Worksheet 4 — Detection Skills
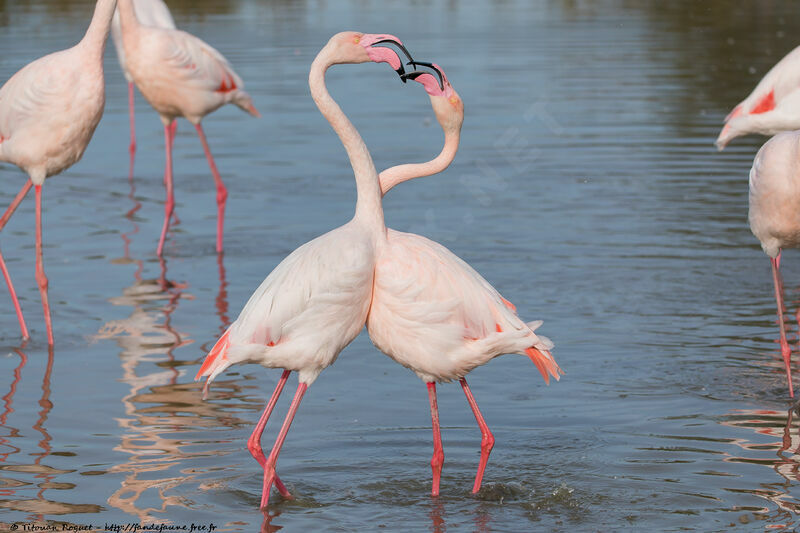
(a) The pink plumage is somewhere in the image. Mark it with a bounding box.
[110,0,175,157]
[367,63,561,496]
[717,46,800,150]
[747,131,800,397]
[116,0,259,256]
[196,32,412,509]
[0,0,117,344]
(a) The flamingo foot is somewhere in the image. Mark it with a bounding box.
[781,341,794,398]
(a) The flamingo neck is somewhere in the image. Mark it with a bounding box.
[80,0,118,55]
[379,126,460,196]
[309,49,384,230]
[116,0,141,38]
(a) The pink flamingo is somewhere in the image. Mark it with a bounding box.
[717,46,800,150]
[0,0,117,344]
[196,32,412,508]
[116,0,259,256]
[368,63,562,496]
[747,130,800,397]
[110,0,175,162]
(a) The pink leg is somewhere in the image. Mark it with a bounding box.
[156,122,176,257]
[247,370,291,499]
[0,251,28,340]
[128,82,136,156]
[0,181,32,231]
[460,378,494,493]
[427,382,444,497]
[127,83,136,179]
[34,186,53,345]
[772,254,794,397]
[194,124,227,254]
[260,382,307,509]
[168,122,181,226]
[0,180,32,340]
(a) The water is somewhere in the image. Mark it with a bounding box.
[1,0,800,530]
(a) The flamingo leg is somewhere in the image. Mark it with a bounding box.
[194,124,227,254]
[0,180,32,340]
[247,369,292,499]
[34,186,53,345]
[156,121,176,257]
[260,382,307,508]
[0,180,32,231]
[427,382,444,497]
[459,378,494,493]
[772,254,794,397]
[128,82,136,157]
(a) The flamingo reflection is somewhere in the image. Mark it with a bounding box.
[0,346,85,518]
[720,407,800,526]
[93,177,237,521]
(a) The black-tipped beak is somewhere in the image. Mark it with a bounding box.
[371,38,414,81]
[405,61,445,91]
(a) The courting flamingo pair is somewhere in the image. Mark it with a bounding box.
[196,32,560,507]
[0,0,560,509]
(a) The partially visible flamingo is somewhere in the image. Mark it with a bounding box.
[747,130,800,397]
[116,0,259,256]
[110,0,175,161]
[717,46,800,150]
[368,63,562,496]
[0,0,117,344]
[196,32,413,508]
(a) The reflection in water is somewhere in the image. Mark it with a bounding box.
[429,499,445,533]
[0,347,91,517]
[260,510,283,533]
[720,407,800,528]
[0,348,25,466]
[96,175,195,521]
[93,175,242,522]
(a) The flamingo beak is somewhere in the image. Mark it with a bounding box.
[405,60,446,91]
[367,38,414,81]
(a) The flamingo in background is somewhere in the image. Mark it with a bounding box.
[368,63,561,496]
[110,0,175,164]
[717,46,800,150]
[747,130,800,397]
[116,0,259,256]
[196,32,412,508]
[0,0,117,344]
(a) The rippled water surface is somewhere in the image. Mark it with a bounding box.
[3,0,800,531]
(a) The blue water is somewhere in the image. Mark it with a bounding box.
[2,1,800,531]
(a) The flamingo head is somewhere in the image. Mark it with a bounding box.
[329,32,413,80]
[403,62,463,133]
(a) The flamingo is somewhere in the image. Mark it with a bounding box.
[746,130,800,397]
[716,46,800,150]
[110,0,175,162]
[115,0,260,256]
[195,32,413,508]
[367,63,562,496]
[0,0,117,344]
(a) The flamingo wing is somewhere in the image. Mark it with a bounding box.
[198,225,374,382]
[156,28,244,94]
[0,52,73,140]
[725,45,800,120]
[370,229,558,383]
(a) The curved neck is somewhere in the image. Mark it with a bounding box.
[309,49,384,229]
[80,0,118,55]
[116,0,140,38]
[379,127,460,196]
